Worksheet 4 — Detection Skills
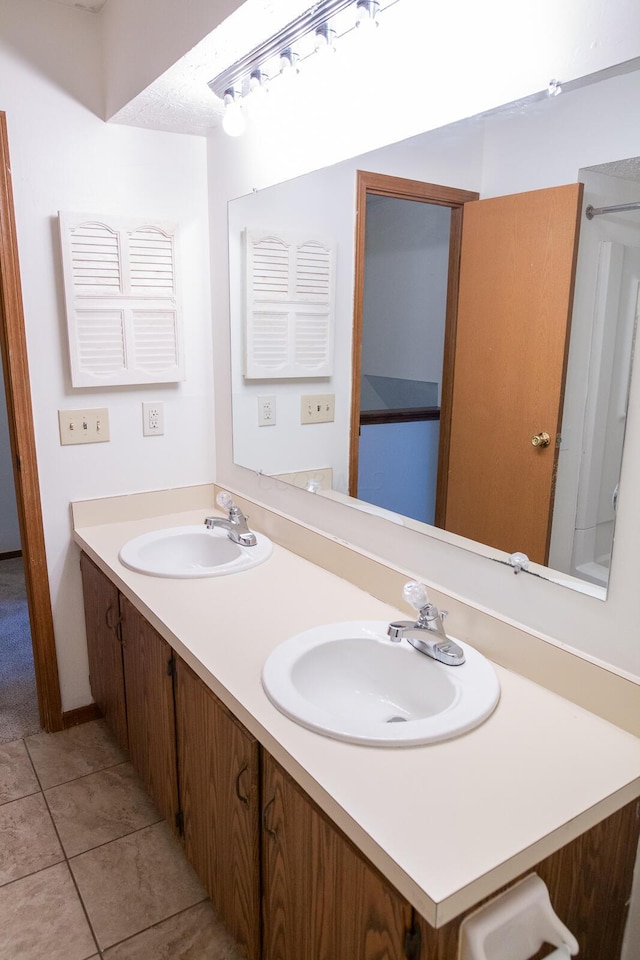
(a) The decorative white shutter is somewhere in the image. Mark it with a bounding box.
[59,212,184,387]
[244,229,335,379]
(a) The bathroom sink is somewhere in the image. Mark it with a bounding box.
[262,621,500,746]
[119,525,272,578]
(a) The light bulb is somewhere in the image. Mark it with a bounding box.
[279,48,299,73]
[222,90,246,137]
[314,23,336,56]
[356,0,379,29]
[249,69,268,98]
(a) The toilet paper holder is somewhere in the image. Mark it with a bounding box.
[458,873,579,960]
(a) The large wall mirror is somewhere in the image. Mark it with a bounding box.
[228,65,640,599]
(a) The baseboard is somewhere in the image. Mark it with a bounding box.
[62,703,102,728]
[0,549,22,561]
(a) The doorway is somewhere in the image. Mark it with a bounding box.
[349,171,478,524]
[0,112,62,734]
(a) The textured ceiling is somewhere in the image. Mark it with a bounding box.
[587,157,640,183]
[110,0,316,136]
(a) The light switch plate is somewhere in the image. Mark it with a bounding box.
[58,408,110,445]
[301,394,335,424]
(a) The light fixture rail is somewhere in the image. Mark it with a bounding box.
[208,0,357,100]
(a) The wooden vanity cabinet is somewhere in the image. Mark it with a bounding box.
[261,751,414,960]
[413,799,640,960]
[80,554,640,960]
[174,659,261,960]
[80,553,128,752]
[119,594,181,834]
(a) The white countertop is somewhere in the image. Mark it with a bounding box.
[73,505,640,927]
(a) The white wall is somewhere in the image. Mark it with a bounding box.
[362,197,450,389]
[0,0,213,710]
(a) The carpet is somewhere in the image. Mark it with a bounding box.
[0,557,41,743]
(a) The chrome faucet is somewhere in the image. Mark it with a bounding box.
[205,491,257,547]
[388,581,465,666]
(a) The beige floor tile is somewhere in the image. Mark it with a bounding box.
[46,762,161,857]
[0,740,39,804]
[26,719,127,788]
[0,862,97,960]
[70,820,206,950]
[0,792,63,885]
[104,901,245,960]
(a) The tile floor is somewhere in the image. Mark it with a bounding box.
[0,720,245,960]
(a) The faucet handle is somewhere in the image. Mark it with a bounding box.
[216,490,234,512]
[403,580,430,612]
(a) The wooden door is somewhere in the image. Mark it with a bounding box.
[79,553,128,751]
[175,659,261,960]
[119,595,180,832]
[262,752,411,960]
[444,183,583,564]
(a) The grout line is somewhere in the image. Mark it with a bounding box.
[66,817,165,861]
[37,764,102,959]
[4,727,217,958]
[0,786,41,808]
[102,897,209,954]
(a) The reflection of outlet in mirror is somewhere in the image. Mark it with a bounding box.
[142,401,165,437]
[258,395,276,427]
[301,394,335,424]
[58,408,110,445]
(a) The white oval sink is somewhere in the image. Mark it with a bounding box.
[262,621,500,746]
[119,525,272,578]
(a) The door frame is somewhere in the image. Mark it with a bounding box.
[0,112,63,732]
[349,171,478,524]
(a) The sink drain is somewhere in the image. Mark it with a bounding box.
[386,716,408,723]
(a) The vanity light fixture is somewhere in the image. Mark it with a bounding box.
[208,0,397,135]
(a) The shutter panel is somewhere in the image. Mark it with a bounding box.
[59,212,184,387]
[244,230,335,379]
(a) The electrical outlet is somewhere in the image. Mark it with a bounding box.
[142,401,165,437]
[258,395,276,427]
[58,408,110,445]
[300,394,335,424]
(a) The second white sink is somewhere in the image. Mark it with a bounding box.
[262,621,500,746]
[119,525,272,578]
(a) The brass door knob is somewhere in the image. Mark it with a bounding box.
[531,432,551,448]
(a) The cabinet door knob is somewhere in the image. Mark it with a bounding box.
[263,796,278,839]
[235,763,249,806]
[531,431,551,447]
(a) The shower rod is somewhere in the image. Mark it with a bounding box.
[585,200,640,219]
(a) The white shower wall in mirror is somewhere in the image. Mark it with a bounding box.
[229,66,640,597]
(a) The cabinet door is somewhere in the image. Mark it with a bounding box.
[175,660,260,960]
[80,553,128,751]
[262,752,412,960]
[119,595,180,832]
